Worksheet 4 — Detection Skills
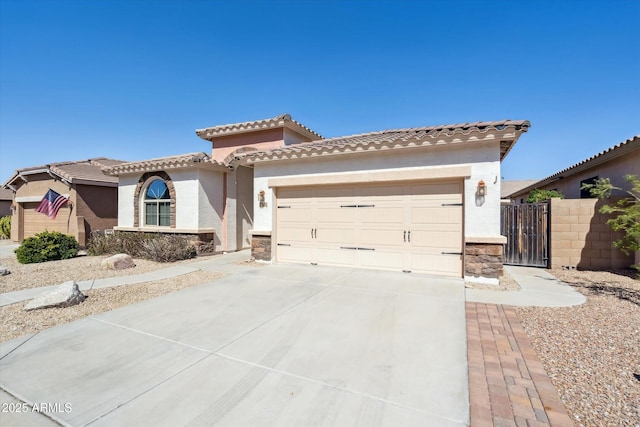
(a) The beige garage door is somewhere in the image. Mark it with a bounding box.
[22,202,71,238]
[276,180,463,277]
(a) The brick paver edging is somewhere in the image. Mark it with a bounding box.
[466,302,574,427]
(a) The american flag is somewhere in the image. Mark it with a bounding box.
[36,189,68,219]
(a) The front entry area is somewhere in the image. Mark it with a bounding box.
[275,180,463,277]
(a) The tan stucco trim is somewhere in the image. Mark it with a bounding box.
[267,166,472,188]
[16,195,70,203]
[466,236,507,244]
[114,226,216,234]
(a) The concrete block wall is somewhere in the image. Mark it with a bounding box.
[549,198,634,269]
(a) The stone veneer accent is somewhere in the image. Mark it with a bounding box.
[251,235,272,261]
[465,243,504,279]
[133,171,176,228]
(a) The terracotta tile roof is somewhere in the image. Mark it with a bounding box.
[195,113,323,141]
[507,135,640,198]
[105,152,229,176]
[3,158,126,188]
[239,120,530,163]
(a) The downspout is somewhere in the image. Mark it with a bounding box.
[222,172,227,252]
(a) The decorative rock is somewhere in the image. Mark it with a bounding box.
[24,281,87,311]
[101,253,136,270]
[0,266,9,276]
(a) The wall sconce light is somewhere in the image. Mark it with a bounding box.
[477,180,486,196]
[258,190,267,208]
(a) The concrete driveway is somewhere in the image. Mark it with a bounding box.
[0,260,468,426]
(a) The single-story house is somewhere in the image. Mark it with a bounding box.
[107,114,530,285]
[508,135,639,202]
[2,158,125,246]
[0,188,12,217]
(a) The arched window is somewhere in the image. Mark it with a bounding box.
[144,179,171,226]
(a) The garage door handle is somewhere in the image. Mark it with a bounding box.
[340,246,358,250]
[442,203,463,206]
[441,252,462,255]
[403,230,406,242]
[277,243,291,247]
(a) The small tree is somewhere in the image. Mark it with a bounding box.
[582,175,640,273]
[526,189,564,203]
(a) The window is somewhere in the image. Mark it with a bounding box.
[144,179,170,226]
[580,176,598,199]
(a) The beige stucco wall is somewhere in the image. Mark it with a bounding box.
[208,129,285,163]
[549,198,634,269]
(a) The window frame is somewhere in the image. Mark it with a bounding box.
[142,178,171,227]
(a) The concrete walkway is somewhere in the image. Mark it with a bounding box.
[466,265,586,307]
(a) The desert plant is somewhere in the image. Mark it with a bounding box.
[582,175,639,274]
[15,231,79,264]
[0,215,11,239]
[526,189,564,203]
[138,235,197,262]
[88,231,196,262]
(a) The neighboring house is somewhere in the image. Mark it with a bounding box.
[508,135,640,202]
[2,158,125,246]
[504,135,640,270]
[500,180,538,203]
[108,114,530,285]
[0,188,12,217]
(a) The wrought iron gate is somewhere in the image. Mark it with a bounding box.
[500,202,550,267]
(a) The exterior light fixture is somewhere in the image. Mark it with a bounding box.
[258,190,267,208]
[477,180,486,196]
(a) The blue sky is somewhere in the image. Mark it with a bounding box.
[1,0,638,184]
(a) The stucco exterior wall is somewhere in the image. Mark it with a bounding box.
[252,141,503,239]
[115,168,224,248]
[209,129,285,163]
[512,148,639,202]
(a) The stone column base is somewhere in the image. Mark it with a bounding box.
[464,242,504,285]
[251,234,272,261]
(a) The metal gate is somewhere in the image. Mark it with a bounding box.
[500,202,549,267]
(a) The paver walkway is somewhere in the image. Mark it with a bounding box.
[466,302,574,427]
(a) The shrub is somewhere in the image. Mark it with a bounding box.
[0,215,11,239]
[88,231,196,262]
[15,231,79,264]
[526,189,564,203]
[139,235,197,262]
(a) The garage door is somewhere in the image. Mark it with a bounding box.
[276,180,463,277]
[22,202,71,238]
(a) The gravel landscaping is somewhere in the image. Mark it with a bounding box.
[516,269,640,427]
[0,251,224,343]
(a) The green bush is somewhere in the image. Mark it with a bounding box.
[88,231,196,262]
[0,215,11,239]
[526,189,564,203]
[15,231,79,264]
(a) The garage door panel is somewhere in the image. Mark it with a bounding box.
[277,226,313,243]
[410,207,461,224]
[410,230,461,249]
[315,208,356,224]
[411,253,461,276]
[359,249,404,271]
[316,227,356,244]
[360,207,403,224]
[317,247,357,266]
[23,203,70,238]
[277,245,313,263]
[277,208,314,223]
[276,180,463,278]
[361,228,404,247]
